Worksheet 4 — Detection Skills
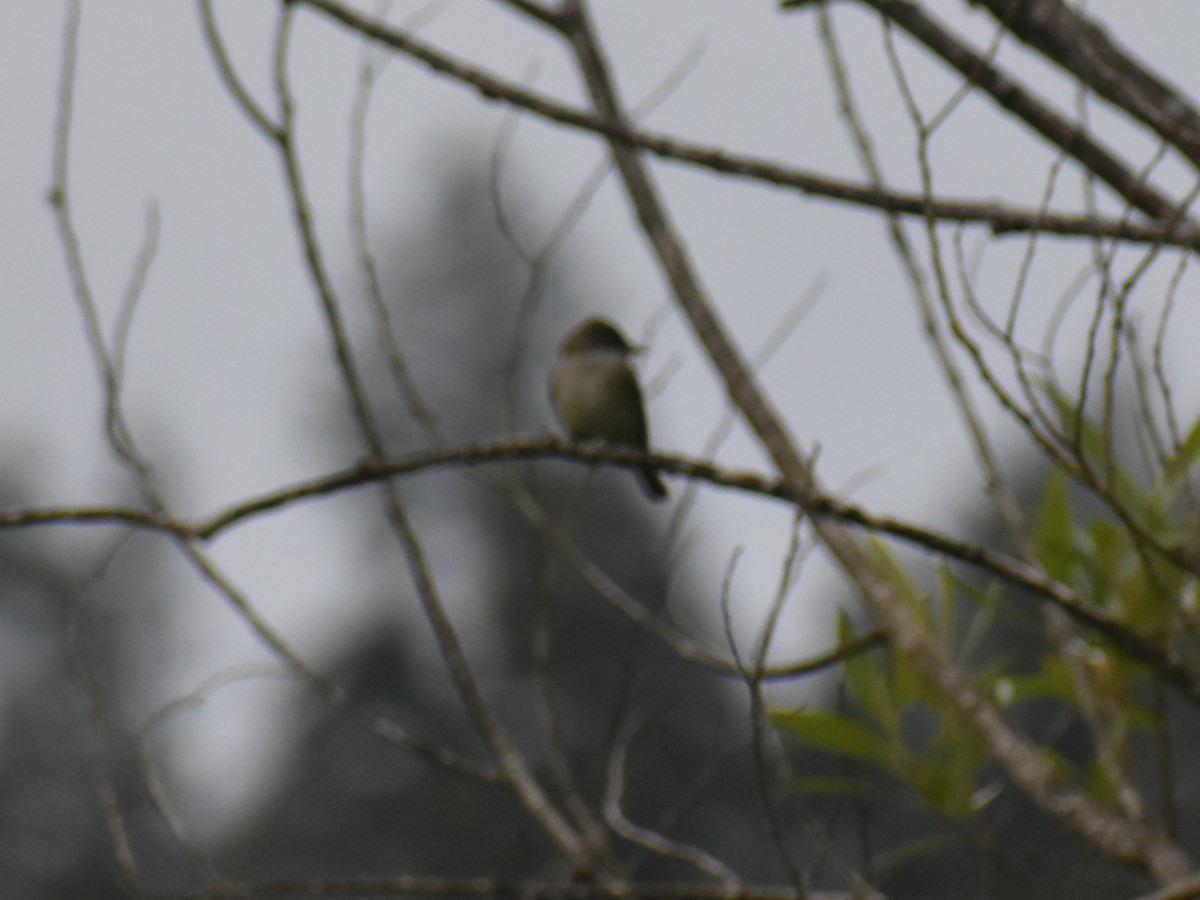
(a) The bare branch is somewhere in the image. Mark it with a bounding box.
[3,434,1194,698]
[799,0,1197,228]
[176,538,503,783]
[550,0,1195,883]
[196,0,280,137]
[180,875,871,900]
[294,0,1200,250]
[816,5,1030,551]
[974,0,1200,169]
[63,538,144,891]
[603,725,743,892]
[260,3,598,873]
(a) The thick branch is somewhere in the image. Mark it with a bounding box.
[784,0,1197,229]
[182,874,870,900]
[544,0,1193,883]
[974,0,1200,170]
[203,1,593,872]
[1,433,1193,692]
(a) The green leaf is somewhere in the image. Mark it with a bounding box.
[955,578,1002,662]
[1036,379,1148,517]
[835,608,862,645]
[865,537,929,624]
[789,774,880,800]
[873,834,957,878]
[844,641,897,731]
[1088,519,1125,569]
[889,643,929,711]
[1036,469,1075,583]
[1084,518,1125,611]
[920,722,987,814]
[934,564,957,650]
[772,709,890,766]
[1164,415,1200,482]
[1084,757,1119,809]
[1002,656,1077,705]
[1117,562,1164,630]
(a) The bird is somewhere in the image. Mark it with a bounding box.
[550,318,668,501]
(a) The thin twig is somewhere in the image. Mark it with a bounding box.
[62,536,143,891]
[603,723,743,893]
[347,0,441,433]
[817,4,1030,552]
[827,0,1196,229]
[256,3,599,874]
[180,874,874,900]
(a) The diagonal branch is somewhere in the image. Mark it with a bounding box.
[181,874,872,900]
[530,0,1195,884]
[783,0,1196,229]
[295,0,1200,250]
[973,0,1200,170]
[202,0,594,873]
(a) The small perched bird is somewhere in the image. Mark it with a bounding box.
[550,318,668,501]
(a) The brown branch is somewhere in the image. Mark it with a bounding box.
[293,0,1200,250]
[531,0,1194,883]
[817,496,1200,702]
[64,550,144,892]
[603,728,743,892]
[0,435,1190,696]
[1140,872,1200,900]
[784,0,1196,229]
[179,874,871,900]
[816,4,1031,554]
[176,538,503,783]
[973,0,1200,170]
[203,4,596,872]
[0,439,886,687]
[197,0,280,137]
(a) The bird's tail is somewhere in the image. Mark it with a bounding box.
[639,466,669,501]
